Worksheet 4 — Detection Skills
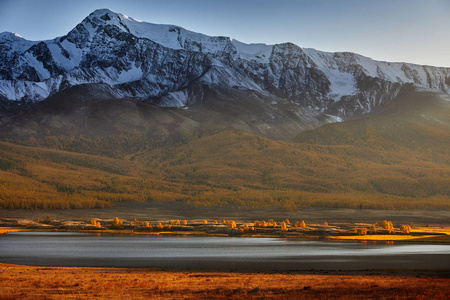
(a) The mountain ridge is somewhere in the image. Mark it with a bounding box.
[1,8,449,121]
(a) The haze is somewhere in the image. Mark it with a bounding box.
[0,0,449,67]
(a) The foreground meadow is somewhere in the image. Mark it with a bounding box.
[0,263,448,299]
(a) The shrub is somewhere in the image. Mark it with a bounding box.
[227,220,236,229]
[370,224,377,234]
[260,221,267,228]
[285,219,291,225]
[377,220,394,233]
[281,221,288,232]
[400,225,411,234]
[243,224,249,231]
[299,220,306,228]
[182,220,187,225]
[90,219,101,228]
[203,219,208,224]
[324,222,328,226]
[213,220,218,224]
[157,222,163,230]
[355,228,367,235]
[175,219,181,225]
[254,221,259,227]
[111,217,123,229]
[222,219,227,224]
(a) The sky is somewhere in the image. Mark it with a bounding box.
[0,0,449,67]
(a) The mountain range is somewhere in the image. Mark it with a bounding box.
[0,9,448,210]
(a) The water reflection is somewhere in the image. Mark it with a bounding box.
[0,233,448,271]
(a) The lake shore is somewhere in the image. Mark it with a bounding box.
[1,215,449,243]
[0,263,448,299]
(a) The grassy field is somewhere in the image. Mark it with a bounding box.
[0,263,449,299]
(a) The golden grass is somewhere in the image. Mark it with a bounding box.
[0,263,448,299]
[411,227,450,235]
[0,227,25,234]
[330,235,439,241]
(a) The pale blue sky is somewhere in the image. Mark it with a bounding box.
[0,0,449,67]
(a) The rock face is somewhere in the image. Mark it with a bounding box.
[1,8,449,119]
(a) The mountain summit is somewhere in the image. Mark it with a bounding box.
[0,8,449,120]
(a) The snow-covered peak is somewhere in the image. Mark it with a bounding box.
[82,9,233,54]
[231,40,273,62]
[0,31,25,40]
[0,31,35,45]
[0,31,37,53]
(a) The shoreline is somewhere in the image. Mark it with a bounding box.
[1,217,449,243]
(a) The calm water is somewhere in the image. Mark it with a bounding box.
[0,232,449,271]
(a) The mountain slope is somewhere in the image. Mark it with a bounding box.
[0,87,448,210]
[1,8,449,120]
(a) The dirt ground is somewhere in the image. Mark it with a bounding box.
[0,263,448,300]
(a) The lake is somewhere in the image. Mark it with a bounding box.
[1,232,449,271]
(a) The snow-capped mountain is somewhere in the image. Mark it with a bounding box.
[1,8,449,118]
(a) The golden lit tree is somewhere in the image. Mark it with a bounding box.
[281,221,288,232]
[400,225,411,234]
[227,220,236,229]
[111,217,123,229]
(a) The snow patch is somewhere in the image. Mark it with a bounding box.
[23,52,50,80]
[116,64,143,83]
[231,40,273,63]
[325,114,343,123]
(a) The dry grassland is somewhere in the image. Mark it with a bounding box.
[0,264,448,299]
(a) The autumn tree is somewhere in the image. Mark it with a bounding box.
[281,221,288,232]
[111,217,123,229]
[400,225,411,234]
[227,220,236,229]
